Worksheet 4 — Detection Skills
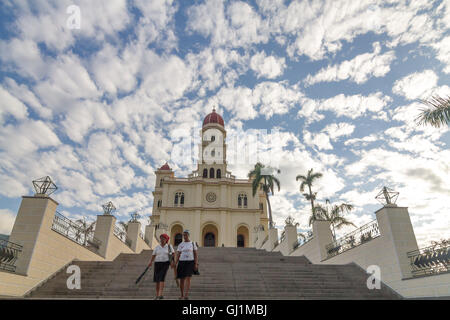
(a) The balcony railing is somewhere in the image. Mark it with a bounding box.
[52,211,100,249]
[407,243,450,278]
[0,239,23,273]
[325,220,380,259]
[113,225,127,243]
[293,232,314,251]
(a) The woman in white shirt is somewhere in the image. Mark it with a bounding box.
[148,233,175,300]
[175,230,198,300]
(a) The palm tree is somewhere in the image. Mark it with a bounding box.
[296,169,323,219]
[248,163,280,229]
[313,199,356,240]
[416,95,450,128]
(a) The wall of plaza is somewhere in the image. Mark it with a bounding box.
[258,205,450,298]
[0,195,150,297]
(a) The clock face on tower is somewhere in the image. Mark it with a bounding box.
[206,192,217,203]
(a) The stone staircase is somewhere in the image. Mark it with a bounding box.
[25,247,402,299]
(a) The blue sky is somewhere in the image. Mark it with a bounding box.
[0,0,449,246]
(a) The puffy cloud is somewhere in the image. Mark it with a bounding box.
[250,51,286,79]
[305,42,395,85]
[0,85,28,124]
[0,209,16,235]
[298,92,392,120]
[392,70,438,100]
[186,0,269,48]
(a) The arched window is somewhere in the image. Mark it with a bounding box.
[211,135,215,141]
[159,179,163,187]
[157,200,162,208]
[203,168,208,178]
[259,203,263,210]
[174,192,185,207]
[238,193,247,208]
[210,168,215,178]
[217,169,221,178]
[211,149,215,157]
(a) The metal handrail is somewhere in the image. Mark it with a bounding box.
[113,225,127,244]
[407,243,450,277]
[52,211,96,248]
[325,220,380,259]
[293,234,314,251]
[0,239,23,272]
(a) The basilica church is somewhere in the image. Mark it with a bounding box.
[151,109,269,248]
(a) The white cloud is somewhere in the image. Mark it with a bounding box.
[322,122,355,140]
[0,85,28,124]
[0,209,16,234]
[250,51,286,79]
[392,69,438,100]
[186,0,269,48]
[298,92,392,121]
[305,42,395,85]
[433,35,450,74]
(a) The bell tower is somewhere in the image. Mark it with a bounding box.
[198,108,227,179]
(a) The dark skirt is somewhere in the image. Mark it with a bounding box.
[153,261,170,283]
[177,260,195,279]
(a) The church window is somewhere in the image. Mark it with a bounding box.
[217,169,221,178]
[211,136,215,141]
[210,168,215,178]
[203,169,208,178]
[159,179,163,187]
[157,200,162,208]
[238,193,247,208]
[259,203,263,210]
[211,149,215,157]
[175,192,185,207]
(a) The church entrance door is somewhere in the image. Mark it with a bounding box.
[204,232,215,247]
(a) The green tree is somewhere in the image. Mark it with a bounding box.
[248,163,280,229]
[296,169,323,219]
[313,199,356,240]
[416,95,450,128]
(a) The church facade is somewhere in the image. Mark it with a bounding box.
[151,110,269,248]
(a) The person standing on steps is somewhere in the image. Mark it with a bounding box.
[175,230,198,300]
[148,233,175,300]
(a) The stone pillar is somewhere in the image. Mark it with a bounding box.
[312,220,333,261]
[93,214,116,259]
[284,224,298,254]
[255,228,266,249]
[375,205,418,279]
[127,221,141,252]
[8,195,59,276]
[145,224,155,248]
[267,227,278,251]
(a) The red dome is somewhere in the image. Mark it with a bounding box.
[203,109,224,127]
[159,163,171,170]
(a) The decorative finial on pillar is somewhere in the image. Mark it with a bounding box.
[375,186,399,206]
[285,216,295,226]
[32,176,57,196]
[102,201,116,215]
[130,212,141,222]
